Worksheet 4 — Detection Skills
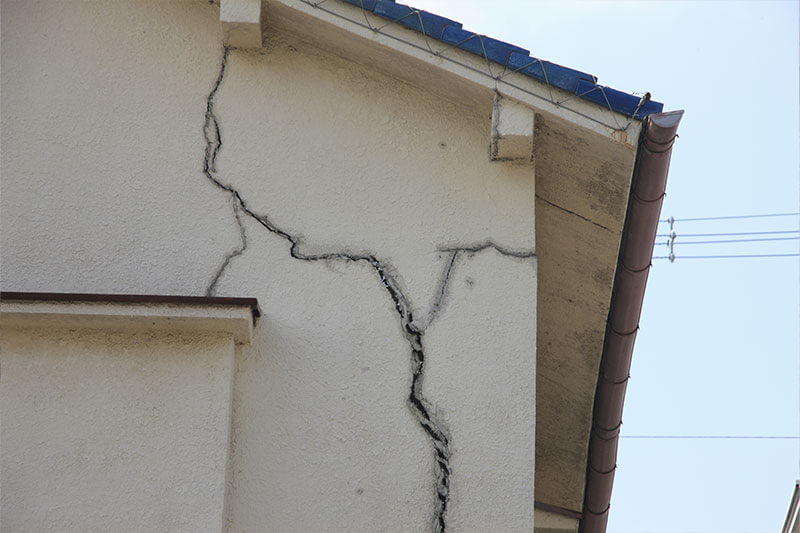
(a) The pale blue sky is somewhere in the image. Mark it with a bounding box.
[400,1,800,531]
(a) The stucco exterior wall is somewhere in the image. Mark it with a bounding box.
[0,327,235,531]
[1,1,537,530]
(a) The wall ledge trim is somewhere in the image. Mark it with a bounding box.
[0,292,260,344]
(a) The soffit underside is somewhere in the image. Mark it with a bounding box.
[534,112,636,512]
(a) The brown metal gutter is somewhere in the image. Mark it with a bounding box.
[0,292,262,324]
[782,481,800,533]
[579,110,684,533]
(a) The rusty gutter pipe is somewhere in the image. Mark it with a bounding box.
[579,110,684,533]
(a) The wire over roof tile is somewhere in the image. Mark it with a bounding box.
[440,26,529,66]
[339,0,379,12]
[576,79,664,118]
[336,0,664,118]
[508,51,597,93]
[373,1,462,40]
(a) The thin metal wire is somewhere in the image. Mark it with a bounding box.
[621,435,800,440]
[657,236,800,246]
[413,10,436,55]
[354,0,379,31]
[501,56,557,107]
[373,8,417,33]
[653,253,800,259]
[554,83,597,108]
[476,35,496,79]
[505,56,542,76]
[659,212,800,223]
[430,30,473,58]
[656,230,800,238]
[299,0,631,132]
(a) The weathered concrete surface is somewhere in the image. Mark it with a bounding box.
[534,113,636,513]
[534,507,579,533]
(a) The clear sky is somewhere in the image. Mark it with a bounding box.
[399,1,800,531]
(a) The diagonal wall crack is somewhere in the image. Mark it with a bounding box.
[202,46,535,532]
[206,198,248,296]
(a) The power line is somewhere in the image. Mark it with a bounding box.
[656,230,800,238]
[621,435,800,440]
[653,253,800,260]
[657,236,800,246]
[659,212,800,223]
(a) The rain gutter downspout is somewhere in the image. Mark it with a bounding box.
[579,110,684,533]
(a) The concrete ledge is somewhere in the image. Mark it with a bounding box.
[0,293,259,344]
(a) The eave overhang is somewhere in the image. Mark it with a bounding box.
[260,0,648,147]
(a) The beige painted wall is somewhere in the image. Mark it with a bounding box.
[0,326,235,532]
[1,0,537,530]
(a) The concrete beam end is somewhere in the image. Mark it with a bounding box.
[220,0,264,49]
[490,95,535,163]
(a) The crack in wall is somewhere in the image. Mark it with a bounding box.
[202,46,535,532]
[535,193,612,232]
[423,242,535,330]
[206,199,247,296]
[421,250,459,331]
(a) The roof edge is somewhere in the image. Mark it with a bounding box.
[271,0,645,143]
[335,0,663,119]
[579,109,684,533]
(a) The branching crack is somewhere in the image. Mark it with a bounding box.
[439,240,537,259]
[202,46,535,532]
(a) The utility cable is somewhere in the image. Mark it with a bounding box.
[656,230,800,238]
[653,253,800,260]
[621,435,800,440]
[659,212,800,223]
[656,236,800,246]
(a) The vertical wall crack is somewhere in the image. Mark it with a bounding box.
[201,46,536,532]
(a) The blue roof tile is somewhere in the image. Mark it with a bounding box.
[507,51,596,94]
[373,1,461,40]
[339,0,379,12]
[340,0,664,118]
[440,26,528,66]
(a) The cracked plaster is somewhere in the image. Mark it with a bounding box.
[203,46,536,531]
[1,1,538,530]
